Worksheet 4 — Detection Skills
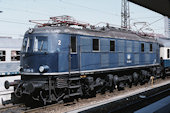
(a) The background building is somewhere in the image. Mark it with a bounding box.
[165,17,170,38]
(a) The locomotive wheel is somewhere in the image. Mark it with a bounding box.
[24,94,43,107]
[117,82,124,91]
[139,81,145,85]
[128,82,132,88]
[14,82,24,98]
[132,72,139,86]
[160,71,166,79]
[128,76,133,88]
[109,84,114,93]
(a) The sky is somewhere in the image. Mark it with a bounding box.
[0,0,165,39]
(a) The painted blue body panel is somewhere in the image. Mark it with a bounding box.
[163,60,170,68]
[21,32,160,74]
[21,53,58,73]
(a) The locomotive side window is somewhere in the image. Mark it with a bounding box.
[141,43,144,52]
[34,36,48,52]
[11,51,20,61]
[71,36,77,53]
[93,39,99,51]
[0,50,6,61]
[110,40,115,52]
[150,44,153,52]
[167,49,170,58]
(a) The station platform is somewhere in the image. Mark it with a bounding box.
[67,79,170,113]
[134,96,170,113]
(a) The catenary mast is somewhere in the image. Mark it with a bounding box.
[121,0,130,29]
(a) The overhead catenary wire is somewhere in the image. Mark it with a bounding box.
[130,16,164,33]
[138,17,164,30]
[147,17,164,26]
[0,19,34,25]
[59,0,121,17]
[0,33,24,36]
[131,16,163,20]
[0,7,52,16]
[0,0,164,37]
[0,2,119,26]
[0,1,163,26]
[0,1,119,17]
[59,0,164,34]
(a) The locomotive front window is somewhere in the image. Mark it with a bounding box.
[22,37,34,52]
[28,38,34,52]
[34,36,48,52]
[22,37,28,52]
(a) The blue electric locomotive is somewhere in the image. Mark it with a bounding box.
[5,16,164,105]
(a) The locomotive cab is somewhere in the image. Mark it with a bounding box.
[4,30,74,104]
[20,31,66,74]
[21,35,49,73]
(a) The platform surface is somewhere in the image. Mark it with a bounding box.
[134,96,170,113]
[67,80,170,113]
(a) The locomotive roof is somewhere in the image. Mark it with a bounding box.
[27,26,157,43]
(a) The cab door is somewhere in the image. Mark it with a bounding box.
[70,36,78,71]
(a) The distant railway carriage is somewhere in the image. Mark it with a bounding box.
[0,37,22,76]
[160,47,170,67]
[4,16,166,105]
[158,37,170,72]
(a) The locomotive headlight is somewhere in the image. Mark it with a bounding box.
[39,66,45,73]
[28,28,34,34]
[39,65,49,73]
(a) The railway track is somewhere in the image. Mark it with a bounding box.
[0,77,169,113]
[0,104,26,113]
[22,103,62,113]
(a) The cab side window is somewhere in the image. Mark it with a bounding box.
[150,44,153,52]
[71,36,77,53]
